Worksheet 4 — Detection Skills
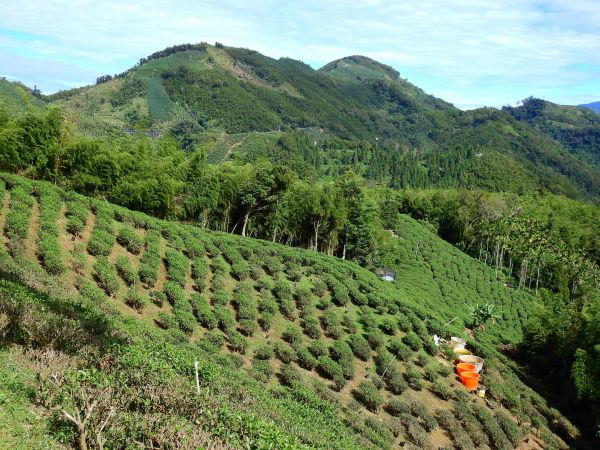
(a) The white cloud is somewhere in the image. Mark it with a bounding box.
[0,0,599,107]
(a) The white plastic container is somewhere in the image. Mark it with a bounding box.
[450,336,466,350]
[458,354,484,373]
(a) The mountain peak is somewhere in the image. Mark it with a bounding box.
[319,55,399,80]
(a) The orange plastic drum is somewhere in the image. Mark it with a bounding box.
[460,371,480,390]
[456,363,476,375]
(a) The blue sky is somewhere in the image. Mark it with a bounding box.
[1,0,599,109]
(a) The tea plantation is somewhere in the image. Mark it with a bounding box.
[0,172,578,449]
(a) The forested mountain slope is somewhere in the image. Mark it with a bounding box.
[0,172,580,449]
[505,97,600,170]
[32,43,600,201]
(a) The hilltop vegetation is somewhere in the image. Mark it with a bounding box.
[0,172,582,449]
[23,43,600,201]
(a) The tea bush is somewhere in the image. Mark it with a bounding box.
[274,341,296,363]
[348,334,371,361]
[138,228,161,286]
[279,363,302,387]
[125,289,148,312]
[115,255,139,286]
[301,315,322,339]
[354,380,383,412]
[117,224,144,254]
[384,365,408,395]
[93,256,119,295]
[164,248,188,287]
[430,378,454,400]
[190,293,217,329]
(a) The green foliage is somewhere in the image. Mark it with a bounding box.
[93,256,119,295]
[138,228,161,286]
[190,293,217,329]
[348,334,371,361]
[354,380,383,412]
[117,224,144,254]
[164,248,189,287]
[115,255,139,286]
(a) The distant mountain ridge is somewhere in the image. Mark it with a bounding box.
[3,43,600,202]
[580,101,600,113]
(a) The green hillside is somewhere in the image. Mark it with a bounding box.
[36,44,600,202]
[0,171,580,449]
[505,97,600,170]
[0,78,44,115]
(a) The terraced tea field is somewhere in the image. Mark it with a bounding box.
[0,172,576,449]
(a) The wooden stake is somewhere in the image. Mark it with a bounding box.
[194,360,200,395]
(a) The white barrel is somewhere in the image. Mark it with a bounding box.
[450,336,466,350]
[458,354,484,373]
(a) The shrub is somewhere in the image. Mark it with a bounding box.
[363,416,394,445]
[431,378,454,400]
[190,293,217,329]
[273,277,293,301]
[274,342,296,363]
[348,334,371,361]
[87,229,115,256]
[65,201,88,235]
[415,350,432,367]
[308,340,328,358]
[452,400,489,447]
[254,344,274,360]
[125,290,148,312]
[396,314,412,332]
[342,314,358,333]
[312,278,327,296]
[279,363,301,387]
[494,411,522,447]
[164,248,188,287]
[388,338,412,361]
[354,380,383,412]
[385,399,410,417]
[155,311,178,329]
[117,225,144,254]
[380,317,397,335]
[282,325,303,346]
[256,276,274,292]
[191,257,209,291]
[250,358,273,382]
[38,232,66,275]
[260,312,273,331]
[302,316,322,339]
[321,309,343,339]
[403,331,422,351]
[203,330,226,349]
[227,330,248,354]
[384,365,408,395]
[93,256,119,295]
[296,347,318,370]
[139,229,161,286]
[436,409,476,450]
[405,364,424,390]
[472,404,512,450]
[115,255,139,286]
[408,399,437,431]
[214,305,235,332]
[78,280,105,303]
[144,292,162,308]
[317,356,343,381]
[366,329,385,350]
[280,298,296,319]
